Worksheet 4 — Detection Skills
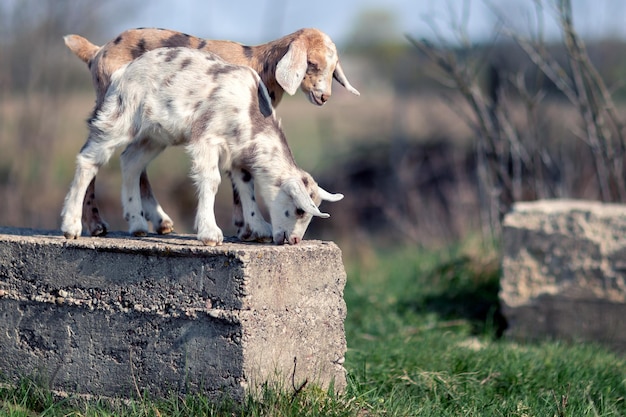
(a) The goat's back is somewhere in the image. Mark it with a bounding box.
[94,47,275,150]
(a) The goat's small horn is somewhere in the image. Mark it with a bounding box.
[318,186,344,202]
[333,62,360,96]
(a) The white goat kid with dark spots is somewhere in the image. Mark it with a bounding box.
[61,47,343,245]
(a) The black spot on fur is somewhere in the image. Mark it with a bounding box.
[285,210,290,218]
[197,40,207,49]
[242,45,253,58]
[114,35,123,45]
[234,220,244,228]
[251,211,255,217]
[232,188,241,205]
[92,207,99,214]
[131,38,147,59]
[242,169,252,183]
[161,33,191,48]
[128,197,133,202]
[164,48,181,62]
[269,91,276,102]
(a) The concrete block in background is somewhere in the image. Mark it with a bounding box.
[501,200,626,351]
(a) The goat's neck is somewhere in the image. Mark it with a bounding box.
[245,130,301,203]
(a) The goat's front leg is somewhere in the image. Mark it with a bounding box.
[187,142,223,246]
[81,178,109,236]
[228,169,272,242]
[120,140,166,237]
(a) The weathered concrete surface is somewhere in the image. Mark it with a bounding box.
[0,227,347,400]
[501,200,626,351]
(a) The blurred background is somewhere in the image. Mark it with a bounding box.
[2,0,626,257]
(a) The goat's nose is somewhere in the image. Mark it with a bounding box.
[320,93,329,103]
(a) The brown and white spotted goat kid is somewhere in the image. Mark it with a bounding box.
[60,47,343,245]
[64,27,359,237]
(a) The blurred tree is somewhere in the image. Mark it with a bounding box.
[0,0,133,93]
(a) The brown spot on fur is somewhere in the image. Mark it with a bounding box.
[191,108,215,140]
[180,58,192,70]
[131,38,147,59]
[241,143,257,168]
[161,33,191,48]
[242,45,253,58]
[197,40,207,49]
[302,176,309,187]
[164,48,181,62]
[207,65,240,81]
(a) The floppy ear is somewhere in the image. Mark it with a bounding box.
[282,179,330,218]
[276,39,308,96]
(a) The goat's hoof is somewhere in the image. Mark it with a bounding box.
[131,230,148,237]
[63,231,79,240]
[89,223,108,237]
[156,221,174,235]
[256,235,273,243]
[201,239,222,246]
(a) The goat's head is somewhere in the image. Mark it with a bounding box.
[270,174,343,245]
[275,29,360,106]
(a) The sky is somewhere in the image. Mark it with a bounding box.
[101,0,626,46]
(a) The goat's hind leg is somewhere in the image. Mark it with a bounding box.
[229,169,272,242]
[62,146,108,239]
[120,141,167,237]
[139,170,174,234]
[81,178,109,236]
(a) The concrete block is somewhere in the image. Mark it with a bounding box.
[501,200,626,351]
[0,227,347,400]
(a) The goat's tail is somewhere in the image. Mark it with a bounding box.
[63,34,100,64]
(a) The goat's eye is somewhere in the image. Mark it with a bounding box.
[295,208,305,217]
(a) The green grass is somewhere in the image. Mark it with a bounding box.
[1,242,625,416]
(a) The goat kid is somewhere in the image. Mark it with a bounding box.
[61,47,343,245]
[64,27,358,238]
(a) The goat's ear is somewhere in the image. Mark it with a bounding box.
[282,179,330,218]
[276,40,308,96]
